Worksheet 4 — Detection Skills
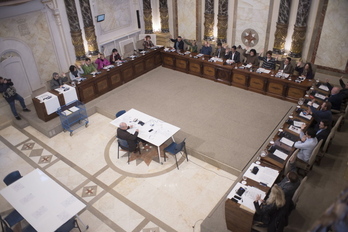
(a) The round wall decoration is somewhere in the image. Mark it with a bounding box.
[241,28,259,47]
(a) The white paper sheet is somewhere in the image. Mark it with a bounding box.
[280,137,294,147]
[319,85,329,91]
[273,149,288,160]
[299,111,313,120]
[314,93,326,100]
[289,125,301,134]
[244,163,279,187]
[293,121,305,128]
[307,101,319,109]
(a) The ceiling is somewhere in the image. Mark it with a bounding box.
[0,0,33,7]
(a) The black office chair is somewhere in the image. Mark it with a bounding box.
[54,217,82,232]
[115,110,126,118]
[163,139,188,169]
[3,171,22,186]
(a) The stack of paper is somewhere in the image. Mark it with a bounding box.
[244,163,279,187]
[273,149,288,160]
[319,85,329,91]
[280,137,294,147]
[69,106,79,112]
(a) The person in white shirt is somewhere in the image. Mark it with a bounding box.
[294,126,318,163]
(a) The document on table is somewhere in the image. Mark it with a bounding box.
[299,112,312,120]
[227,182,266,212]
[288,125,301,134]
[314,93,326,100]
[307,101,319,109]
[293,121,305,128]
[319,85,329,91]
[280,137,294,147]
[273,149,288,160]
[35,92,60,115]
[244,163,279,187]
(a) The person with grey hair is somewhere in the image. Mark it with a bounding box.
[117,122,140,152]
[50,72,68,90]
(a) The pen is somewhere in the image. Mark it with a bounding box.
[259,182,268,187]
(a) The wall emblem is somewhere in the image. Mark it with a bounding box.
[241,28,259,47]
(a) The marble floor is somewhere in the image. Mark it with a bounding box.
[0,113,237,232]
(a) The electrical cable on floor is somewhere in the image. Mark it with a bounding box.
[192,219,203,232]
[188,159,236,181]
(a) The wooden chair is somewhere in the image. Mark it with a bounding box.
[316,129,335,165]
[283,149,298,177]
[292,176,308,208]
[296,140,323,176]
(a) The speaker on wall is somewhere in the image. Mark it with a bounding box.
[136,10,141,29]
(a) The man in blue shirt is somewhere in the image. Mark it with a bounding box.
[200,41,212,55]
[294,127,318,163]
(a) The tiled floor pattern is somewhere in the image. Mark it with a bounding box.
[0,113,237,231]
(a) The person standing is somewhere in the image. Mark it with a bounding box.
[0,77,31,120]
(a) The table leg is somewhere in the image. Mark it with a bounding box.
[76,214,89,231]
[157,146,163,164]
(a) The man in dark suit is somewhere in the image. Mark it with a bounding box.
[277,171,300,200]
[308,101,332,129]
[170,36,184,50]
[117,122,139,152]
[279,57,294,74]
[214,42,225,58]
[225,45,240,63]
[326,80,344,111]
[316,120,331,146]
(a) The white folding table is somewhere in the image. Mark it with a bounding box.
[110,108,180,164]
[0,169,87,232]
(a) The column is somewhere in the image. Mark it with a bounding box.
[290,0,311,58]
[79,0,98,55]
[203,0,214,41]
[217,0,228,43]
[143,0,153,34]
[159,0,169,33]
[63,0,85,60]
[273,0,291,54]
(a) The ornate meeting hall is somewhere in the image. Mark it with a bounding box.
[0,1,347,232]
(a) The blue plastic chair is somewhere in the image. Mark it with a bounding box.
[54,217,81,232]
[3,171,22,186]
[163,139,188,169]
[115,110,126,118]
[1,210,24,231]
[117,138,131,164]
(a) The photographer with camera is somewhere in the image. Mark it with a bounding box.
[0,77,31,120]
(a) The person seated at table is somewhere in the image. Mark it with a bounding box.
[50,72,68,90]
[69,65,86,82]
[81,58,97,75]
[307,100,332,129]
[143,35,154,50]
[183,39,198,53]
[109,48,122,64]
[277,171,300,200]
[279,57,294,74]
[225,45,240,63]
[295,61,314,79]
[170,36,184,50]
[253,185,286,227]
[95,53,110,70]
[200,41,212,55]
[316,120,331,146]
[214,42,225,58]
[259,50,276,70]
[117,122,140,153]
[243,47,260,67]
[294,126,318,163]
[325,79,344,111]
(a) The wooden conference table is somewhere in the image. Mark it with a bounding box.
[161,51,313,103]
[75,48,163,104]
[110,108,180,164]
[0,169,87,232]
[224,81,329,232]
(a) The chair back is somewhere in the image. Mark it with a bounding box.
[284,149,298,176]
[3,171,22,186]
[292,176,307,205]
[321,129,335,153]
[115,110,126,118]
[175,139,186,154]
[117,138,129,150]
[55,217,77,232]
[332,115,343,132]
[308,140,323,167]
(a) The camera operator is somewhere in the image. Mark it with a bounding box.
[0,77,31,120]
